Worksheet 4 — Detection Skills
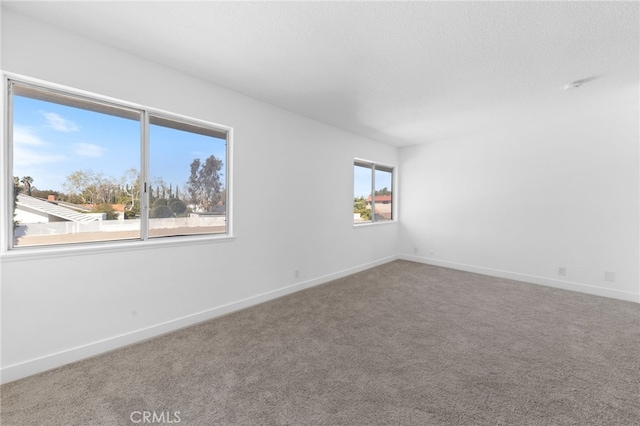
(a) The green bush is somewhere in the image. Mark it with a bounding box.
[150,205,174,218]
[353,196,372,221]
[169,199,187,215]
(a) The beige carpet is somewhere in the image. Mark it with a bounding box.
[1,260,639,425]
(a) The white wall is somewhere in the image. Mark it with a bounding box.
[0,9,400,383]
[14,208,49,224]
[399,81,639,303]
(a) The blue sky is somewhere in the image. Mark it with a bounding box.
[13,95,226,194]
[354,165,373,198]
[354,164,392,198]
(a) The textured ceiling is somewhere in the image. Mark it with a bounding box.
[3,1,638,147]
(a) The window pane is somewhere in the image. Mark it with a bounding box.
[148,118,227,238]
[12,86,141,247]
[353,160,394,224]
[353,164,372,223]
[374,168,393,221]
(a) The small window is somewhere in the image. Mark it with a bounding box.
[7,78,231,249]
[353,160,394,224]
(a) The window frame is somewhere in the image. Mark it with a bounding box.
[353,158,396,226]
[2,73,234,256]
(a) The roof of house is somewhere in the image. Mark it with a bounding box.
[366,195,392,203]
[16,194,100,223]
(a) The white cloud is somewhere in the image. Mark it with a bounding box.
[43,112,80,132]
[13,126,45,146]
[74,142,105,158]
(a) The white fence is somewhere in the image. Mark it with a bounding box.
[15,216,226,237]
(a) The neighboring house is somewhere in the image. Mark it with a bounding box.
[366,195,392,205]
[15,194,104,224]
[366,195,392,220]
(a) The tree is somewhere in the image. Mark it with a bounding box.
[148,184,156,206]
[153,178,169,200]
[31,189,61,200]
[375,187,391,196]
[353,196,371,221]
[92,203,118,220]
[187,155,223,211]
[63,169,124,206]
[20,176,34,196]
[64,170,96,204]
[217,189,227,208]
[187,158,200,205]
[93,173,118,204]
[168,198,187,215]
[118,168,140,215]
[150,205,174,218]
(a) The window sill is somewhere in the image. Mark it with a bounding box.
[0,234,235,263]
[353,220,398,228]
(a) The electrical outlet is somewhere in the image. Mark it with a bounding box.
[558,267,567,276]
[294,269,300,279]
[604,271,615,282]
[413,247,418,254]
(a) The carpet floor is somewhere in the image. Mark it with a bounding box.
[1,260,639,425]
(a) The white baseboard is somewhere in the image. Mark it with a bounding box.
[399,254,640,304]
[1,255,398,384]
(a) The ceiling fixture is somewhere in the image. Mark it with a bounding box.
[564,76,599,90]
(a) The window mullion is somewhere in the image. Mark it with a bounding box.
[4,81,15,251]
[140,111,150,241]
[371,164,376,223]
[390,170,394,221]
[225,131,233,236]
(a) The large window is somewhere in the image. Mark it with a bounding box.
[353,159,394,224]
[6,78,231,249]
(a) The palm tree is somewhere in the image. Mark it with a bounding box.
[20,176,33,196]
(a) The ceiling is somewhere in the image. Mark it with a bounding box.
[3,1,638,147]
